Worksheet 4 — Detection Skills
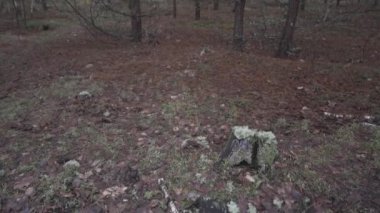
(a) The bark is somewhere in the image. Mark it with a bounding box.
[21,0,27,27]
[195,0,200,20]
[30,0,34,13]
[173,0,176,18]
[12,0,20,27]
[213,0,219,10]
[277,0,300,57]
[300,0,306,11]
[129,0,142,42]
[41,0,48,11]
[233,0,246,50]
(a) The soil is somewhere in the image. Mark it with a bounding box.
[0,1,379,212]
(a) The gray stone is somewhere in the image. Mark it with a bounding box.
[79,91,91,97]
[219,126,278,173]
[25,187,35,197]
[63,160,80,169]
[0,169,5,177]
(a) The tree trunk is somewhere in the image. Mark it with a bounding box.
[232,0,246,51]
[12,0,20,27]
[21,0,27,27]
[41,0,48,11]
[300,0,306,10]
[30,0,34,13]
[129,0,142,42]
[277,0,300,57]
[195,0,200,20]
[336,0,340,7]
[213,0,219,10]
[173,0,176,18]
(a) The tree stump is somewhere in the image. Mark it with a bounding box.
[219,126,279,173]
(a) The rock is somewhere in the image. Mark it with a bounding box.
[181,136,210,149]
[103,110,111,117]
[273,197,283,209]
[63,160,80,169]
[85,64,94,69]
[244,173,256,183]
[219,126,278,173]
[195,136,210,149]
[0,169,5,177]
[25,187,35,197]
[78,91,92,99]
[102,185,128,198]
[91,159,102,167]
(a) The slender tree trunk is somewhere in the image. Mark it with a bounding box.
[336,0,340,7]
[300,0,306,10]
[323,0,330,22]
[12,0,20,27]
[195,0,200,20]
[129,0,142,42]
[30,0,34,13]
[232,0,246,51]
[213,0,219,10]
[277,0,300,57]
[173,0,176,18]
[21,0,27,27]
[41,0,48,11]
[373,0,378,6]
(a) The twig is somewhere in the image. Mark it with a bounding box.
[158,178,179,213]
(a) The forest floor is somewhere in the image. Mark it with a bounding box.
[0,2,379,212]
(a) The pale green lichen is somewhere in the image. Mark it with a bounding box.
[248,203,257,213]
[223,126,279,172]
[227,200,240,213]
[232,126,257,139]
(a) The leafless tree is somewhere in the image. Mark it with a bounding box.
[129,0,142,41]
[173,0,176,18]
[233,0,246,50]
[300,0,306,11]
[195,0,200,20]
[277,0,300,57]
[213,0,219,10]
[11,0,27,27]
[41,0,47,11]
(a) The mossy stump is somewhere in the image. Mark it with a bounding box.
[219,126,279,173]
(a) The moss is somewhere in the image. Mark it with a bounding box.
[227,126,279,172]
[0,96,37,122]
[37,76,104,99]
[232,126,257,139]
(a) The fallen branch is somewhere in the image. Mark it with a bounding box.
[158,178,179,213]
